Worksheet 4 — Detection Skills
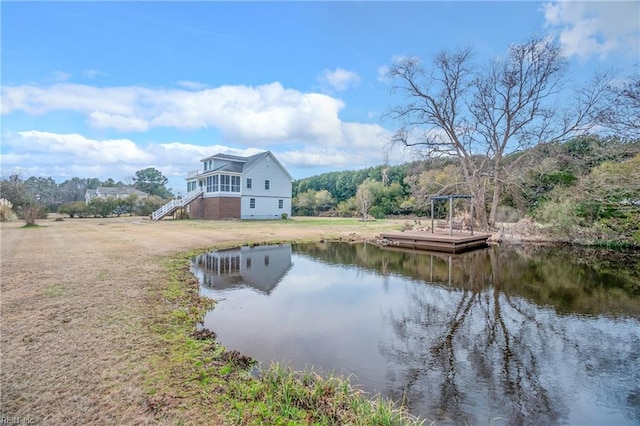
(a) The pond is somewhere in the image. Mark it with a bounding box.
[191,242,640,425]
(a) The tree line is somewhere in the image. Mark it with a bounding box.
[385,36,639,229]
[291,35,639,244]
[0,167,173,224]
[293,135,640,244]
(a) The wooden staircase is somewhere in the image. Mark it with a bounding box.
[152,190,203,220]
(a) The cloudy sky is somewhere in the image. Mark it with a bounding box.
[2,1,638,193]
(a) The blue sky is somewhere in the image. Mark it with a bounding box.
[2,1,639,194]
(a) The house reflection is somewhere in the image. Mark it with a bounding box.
[191,244,292,295]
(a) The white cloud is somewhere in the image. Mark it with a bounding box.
[156,143,264,174]
[53,71,72,82]
[279,149,351,169]
[1,82,347,145]
[317,68,360,92]
[1,131,157,180]
[543,1,640,60]
[1,84,142,115]
[377,65,391,83]
[89,111,149,132]
[278,122,410,171]
[82,69,105,79]
[177,80,209,90]
[16,131,155,164]
[1,80,414,185]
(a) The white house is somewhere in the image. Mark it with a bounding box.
[174,151,292,220]
[85,186,148,204]
[192,244,292,295]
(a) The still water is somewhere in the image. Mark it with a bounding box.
[191,242,640,425]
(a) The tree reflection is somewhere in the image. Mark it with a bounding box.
[293,242,640,424]
[375,245,640,425]
[379,248,569,424]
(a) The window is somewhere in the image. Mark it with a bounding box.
[220,175,230,192]
[265,179,270,190]
[279,199,283,209]
[264,255,270,266]
[206,175,219,192]
[249,198,255,208]
[246,258,252,269]
[246,178,252,189]
[231,176,240,192]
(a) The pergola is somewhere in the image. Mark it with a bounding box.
[429,195,474,236]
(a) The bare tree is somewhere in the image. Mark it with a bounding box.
[387,37,609,227]
[356,179,374,222]
[597,74,640,140]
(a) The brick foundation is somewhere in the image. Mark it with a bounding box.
[186,197,240,220]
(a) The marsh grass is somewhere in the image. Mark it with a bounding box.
[148,249,424,425]
[246,363,425,425]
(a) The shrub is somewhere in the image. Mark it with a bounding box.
[494,205,522,223]
[58,201,88,218]
[21,204,47,226]
[337,198,357,217]
[0,198,15,222]
[533,199,581,236]
[87,198,119,218]
[135,195,167,216]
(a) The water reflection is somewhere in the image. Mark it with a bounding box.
[192,242,640,425]
[192,244,292,295]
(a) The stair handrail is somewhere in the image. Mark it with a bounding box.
[152,190,203,220]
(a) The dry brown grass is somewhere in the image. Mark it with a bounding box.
[0,216,406,424]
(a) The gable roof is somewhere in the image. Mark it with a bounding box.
[202,153,248,163]
[244,151,294,181]
[87,187,148,197]
[200,151,293,180]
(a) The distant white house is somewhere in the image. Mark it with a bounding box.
[85,186,148,204]
[153,151,292,220]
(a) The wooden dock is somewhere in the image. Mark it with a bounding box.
[377,231,491,254]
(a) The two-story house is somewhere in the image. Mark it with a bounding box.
[172,151,292,220]
[192,244,292,295]
[85,186,148,204]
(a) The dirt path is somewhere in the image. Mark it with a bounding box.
[1,217,404,424]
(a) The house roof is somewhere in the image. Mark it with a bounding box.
[87,187,148,197]
[243,151,294,180]
[214,162,244,173]
[199,151,293,180]
[201,153,248,162]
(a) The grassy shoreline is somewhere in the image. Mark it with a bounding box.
[1,216,417,424]
[6,215,632,424]
[148,241,424,425]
